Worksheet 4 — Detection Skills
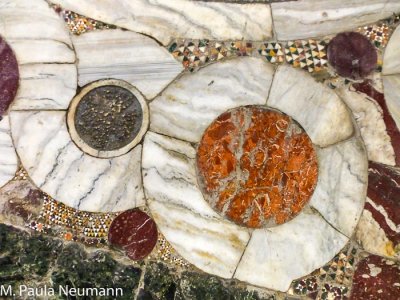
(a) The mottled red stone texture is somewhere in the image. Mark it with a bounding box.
[108,209,158,260]
[367,161,400,245]
[0,35,19,118]
[328,32,377,80]
[351,254,400,300]
[197,106,318,228]
[353,81,400,167]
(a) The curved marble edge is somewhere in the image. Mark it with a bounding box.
[271,0,400,40]
[234,209,348,291]
[0,0,77,110]
[382,75,400,132]
[383,24,400,76]
[9,111,145,213]
[150,57,276,143]
[335,86,396,166]
[142,131,251,279]
[310,136,368,238]
[71,29,183,100]
[50,0,272,45]
[0,116,18,188]
[267,65,354,147]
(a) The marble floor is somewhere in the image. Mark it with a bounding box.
[0,0,400,299]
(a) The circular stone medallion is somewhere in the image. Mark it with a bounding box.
[0,35,19,117]
[108,209,158,260]
[67,79,149,158]
[196,106,318,228]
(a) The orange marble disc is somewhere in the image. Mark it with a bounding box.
[196,106,319,228]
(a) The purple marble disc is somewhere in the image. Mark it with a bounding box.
[0,35,19,118]
[327,32,377,80]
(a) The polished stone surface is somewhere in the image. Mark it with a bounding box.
[328,32,377,79]
[197,106,318,228]
[109,209,158,261]
[0,36,19,117]
[0,116,18,189]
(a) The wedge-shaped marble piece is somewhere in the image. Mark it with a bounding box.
[12,65,77,110]
[51,0,272,45]
[234,210,348,291]
[0,116,18,188]
[150,57,275,143]
[268,66,354,147]
[383,25,400,75]
[143,132,250,278]
[0,0,77,110]
[382,75,400,131]
[310,137,368,237]
[72,30,183,100]
[336,87,395,166]
[271,0,400,40]
[10,111,144,213]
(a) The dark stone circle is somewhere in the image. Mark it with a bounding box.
[108,209,158,261]
[74,85,143,151]
[0,35,19,118]
[327,32,377,80]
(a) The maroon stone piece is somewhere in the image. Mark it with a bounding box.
[328,32,377,79]
[0,35,19,118]
[351,254,400,299]
[367,161,400,245]
[108,209,158,261]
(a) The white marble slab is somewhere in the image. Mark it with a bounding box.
[267,66,354,147]
[336,87,396,166]
[143,131,250,279]
[150,57,275,143]
[10,111,144,213]
[383,25,400,76]
[50,0,272,45]
[0,0,77,110]
[382,75,400,132]
[72,30,183,100]
[0,116,18,188]
[12,64,77,110]
[310,137,368,237]
[234,210,348,292]
[271,0,400,40]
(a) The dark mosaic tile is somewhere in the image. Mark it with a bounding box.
[108,209,158,261]
[285,40,328,73]
[351,254,400,300]
[0,35,19,118]
[197,106,318,228]
[74,85,143,151]
[328,32,377,80]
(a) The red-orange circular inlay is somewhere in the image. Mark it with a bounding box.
[196,106,319,228]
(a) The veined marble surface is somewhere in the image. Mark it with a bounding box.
[143,132,251,279]
[310,137,368,237]
[10,111,145,213]
[383,25,400,76]
[336,87,396,166]
[50,0,272,45]
[72,30,183,100]
[0,0,77,110]
[150,57,275,143]
[382,75,400,132]
[271,0,400,40]
[234,210,348,291]
[0,116,18,188]
[267,66,354,147]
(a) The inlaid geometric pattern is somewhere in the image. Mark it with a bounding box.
[169,40,254,71]
[285,40,328,73]
[258,42,285,64]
